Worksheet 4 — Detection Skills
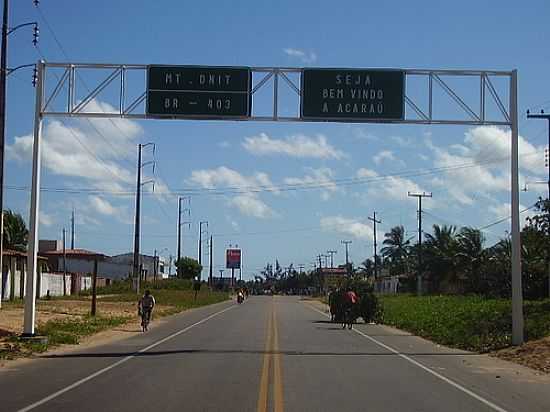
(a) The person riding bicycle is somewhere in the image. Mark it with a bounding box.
[138,290,156,331]
[342,288,358,329]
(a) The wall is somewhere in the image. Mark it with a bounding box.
[58,257,131,280]
[39,273,72,297]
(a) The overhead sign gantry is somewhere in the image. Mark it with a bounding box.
[23,61,523,346]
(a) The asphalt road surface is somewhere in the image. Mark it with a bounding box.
[2,296,550,412]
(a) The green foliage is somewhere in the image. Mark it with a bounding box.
[380,295,550,352]
[3,209,28,252]
[175,257,202,279]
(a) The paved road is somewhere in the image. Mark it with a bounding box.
[1,296,550,412]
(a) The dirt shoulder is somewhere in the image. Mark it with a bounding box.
[492,336,550,374]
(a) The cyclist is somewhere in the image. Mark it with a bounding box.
[138,289,156,332]
[342,288,358,330]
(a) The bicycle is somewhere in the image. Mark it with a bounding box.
[140,308,152,332]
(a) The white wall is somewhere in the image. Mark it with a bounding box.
[39,273,72,297]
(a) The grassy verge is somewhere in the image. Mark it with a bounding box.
[1,283,228,360]
[1,315,129,359]
[379,295,550,352]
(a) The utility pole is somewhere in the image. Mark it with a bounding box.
[168,254,172,277]
[527,109,550,298]
[368,211,382,279]
[132,143,155,293]
[132,144,142,293]
[408,191,432,296]
[198,221,208,281]
[0,1,39,310]
[62,228,67,296]
[341,240,352,275]
[177,196,190,262]
[209,235,213,288]
[153,249,157,283]
[326,250,337,268]
[70,208,75,249]
[317,254,323,269]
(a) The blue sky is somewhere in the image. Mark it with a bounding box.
[5,0,550,278]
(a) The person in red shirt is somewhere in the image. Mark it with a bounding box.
[342,288,358,329]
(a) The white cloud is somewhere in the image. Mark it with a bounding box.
[243,133,345,160]
[352,128,379,142]
[189,166,276,219]
[426,126,544,206]
[88,195,131,223]
[373,150,397,165]
[320,216,373,240]
[283,48,317,64]
[284,167,338,200]
[39,212,54,227]
[391,136,413,147]
[356,168,426,202]
[488,202,533,226]
[7,100,141,192]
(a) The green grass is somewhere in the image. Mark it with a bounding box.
[379,295,550,352]
[0,315,129,359]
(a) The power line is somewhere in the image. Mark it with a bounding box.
[5,150,543,197]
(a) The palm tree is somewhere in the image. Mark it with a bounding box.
[380,225,410,276]
[3,210,28,252]
[423,224,457,292]
[456,227,485,292]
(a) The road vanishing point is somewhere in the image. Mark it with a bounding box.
[2,296,550,412]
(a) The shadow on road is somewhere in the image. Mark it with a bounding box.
[41,349,479,359]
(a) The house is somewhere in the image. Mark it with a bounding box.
[109,252,167,281]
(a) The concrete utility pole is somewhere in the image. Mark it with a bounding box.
[132,144,142,292]
[341,240,352,275]
[70,208,75,249]
[368,211,382,279]
[209,235,213,288]
[168,254,172,277]
[0,0,39,310]
[176,196,190,262]
[132,142,155,293]
[153,249,157,282]
[326,250,337,268]
[527,109,550,298]
[62,228,67,296]
[408,192,432,296]
[198,221,208,281]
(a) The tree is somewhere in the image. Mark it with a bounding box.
[380,225,410,276]
[423,224,457,293]
[174,257,202,280]
[3,210,28,252]
[455,227,486,293]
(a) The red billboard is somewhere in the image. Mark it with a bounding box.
[226,249,241,269]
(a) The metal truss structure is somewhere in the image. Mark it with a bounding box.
[23,61,523,347]
[40,62,512,126]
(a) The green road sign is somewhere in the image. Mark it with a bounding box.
[301,68,405,121]
[147,65,251,119]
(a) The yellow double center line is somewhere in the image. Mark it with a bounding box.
[257,299,284,412]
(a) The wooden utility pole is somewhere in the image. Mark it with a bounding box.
[91,259,98,316]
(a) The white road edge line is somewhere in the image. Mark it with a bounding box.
[17,304,236,412]
[307,304,509,412]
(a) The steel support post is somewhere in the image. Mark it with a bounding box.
[510,70,524,345]
[23,60,44,336]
